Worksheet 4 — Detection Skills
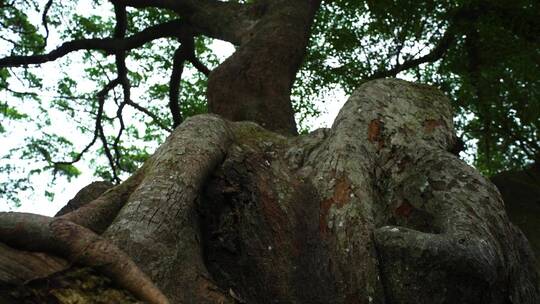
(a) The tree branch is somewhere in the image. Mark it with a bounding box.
[190,56,210,76]
[368,25,455,80]
[0,20,196,68]
[41,0,54,47]
[169,46,186,128]
[168,34,212,128]
[98,121,121,184]
[53,79,120,167]
[126,101,172,131]
[114,0,260,44]
[112,4,129,172]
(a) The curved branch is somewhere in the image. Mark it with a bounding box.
[98,123,121,184]
[112,4,130,172]
[53,79,120,167]
[168,35,211,128]
[41,0,54,46]
[0,20,196,68]
[169,46,186,128]
[113,101,127,170]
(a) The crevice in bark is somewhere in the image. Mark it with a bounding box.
[199,127,336,303]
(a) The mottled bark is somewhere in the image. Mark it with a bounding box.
[0,79,538,303]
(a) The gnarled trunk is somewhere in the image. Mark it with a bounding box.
[207,0,321,135]
[0,79,538,303]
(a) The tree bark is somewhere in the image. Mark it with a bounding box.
[0,79,538,303]
[207,0,321,135]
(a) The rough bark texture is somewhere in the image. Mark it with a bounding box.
[0,79,538,303]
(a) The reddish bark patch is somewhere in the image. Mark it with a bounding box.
[394,200,414,218]
[423,119,444,133]
[320,176,352,234]
[368,119,381,143]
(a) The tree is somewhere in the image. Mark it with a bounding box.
[0,0,539,303]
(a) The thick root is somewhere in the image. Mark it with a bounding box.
[0,212,169,304]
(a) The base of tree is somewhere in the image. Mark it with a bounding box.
[1,79,538,304]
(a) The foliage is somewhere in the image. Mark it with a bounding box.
[0,0,538,204]
[304,0,539,175]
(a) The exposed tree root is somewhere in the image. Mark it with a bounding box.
[59,167,146,234]
[0,241,68,284]
[102,114,236,303]
[0,212,169,304]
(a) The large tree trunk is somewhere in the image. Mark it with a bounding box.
[0,79,538,303]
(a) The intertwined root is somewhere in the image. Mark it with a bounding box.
[0,212,169,304]
[0,79,538,303]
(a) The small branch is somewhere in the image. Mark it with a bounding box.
[168,46,186,128]
[0,35,19,46]
[126,100,172,132]
[190,56,211,76]
[112,4,129,172]
[53,79,120,167]
[41,0,54,47]
[3,86,38,97]
[168,35,211,128]
[98,122,121,184]
[113,101,127,171]
[368,25,455,80]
